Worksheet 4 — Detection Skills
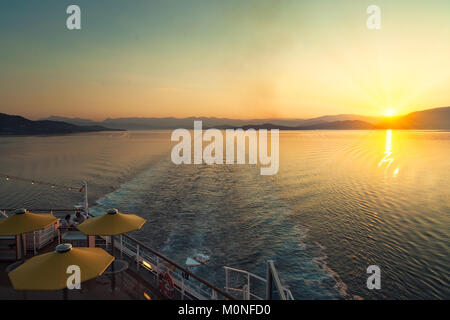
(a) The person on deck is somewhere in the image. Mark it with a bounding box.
[61,214,73,229]
[73,211,86,225]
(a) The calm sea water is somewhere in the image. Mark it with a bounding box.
[0,130,448,299]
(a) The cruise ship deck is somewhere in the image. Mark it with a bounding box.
[0,239,165,300]
[0,209,235,300]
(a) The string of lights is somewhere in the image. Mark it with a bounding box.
[0,173,83,192]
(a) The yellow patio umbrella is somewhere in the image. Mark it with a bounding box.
[0,208,57,259]
[77,208,146,255]
[0,208,57,236]
[77,208,146,236]
[77,208,146,292]
[9,243,114,292]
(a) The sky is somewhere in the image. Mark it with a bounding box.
[0,0,450,120]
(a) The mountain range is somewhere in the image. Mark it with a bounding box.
[0,107,448,136]
[0,113,122,135]
[43,113,382,129]
[41,106,450,130]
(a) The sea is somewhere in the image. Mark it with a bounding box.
[0,130,448,299]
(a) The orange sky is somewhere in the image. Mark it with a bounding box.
[1,1,449,121]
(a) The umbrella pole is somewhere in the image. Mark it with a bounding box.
[33,231,37,255]
[15,235,19,260]
[22,234,27,257]
[111,236,115,257]
[111,236,116,292]
[17,233,25,260]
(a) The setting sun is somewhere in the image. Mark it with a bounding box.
[384,109,396,117]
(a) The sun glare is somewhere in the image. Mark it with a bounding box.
[384,109,396,117]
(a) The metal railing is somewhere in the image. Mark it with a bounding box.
[116,234,235,300]
[224,266,267,300]
[2,208,292,300]
[224,260,294,300]
[1,208,235,300]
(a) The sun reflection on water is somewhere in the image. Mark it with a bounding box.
[378,129,399,177]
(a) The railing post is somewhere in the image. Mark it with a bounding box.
[225,268,229,293]
[243,284,248,300]
[247,273,251,300]
[266,260,273,300]
[136,244,140,270]
[120,235,123,258]
[181,276,185,300]
[267,260,286,300]
[33,231,37,255]
[212,289,217,300]
[83,181,88,216]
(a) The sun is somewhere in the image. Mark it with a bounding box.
[384,109,396,117]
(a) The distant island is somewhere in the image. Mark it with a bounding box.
[0,113,124,135]
[40,106,450,131]
[239,120,374,130]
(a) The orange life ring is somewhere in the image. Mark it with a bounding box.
[158,271,174,298]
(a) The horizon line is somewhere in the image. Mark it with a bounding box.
[25,105,448,122]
